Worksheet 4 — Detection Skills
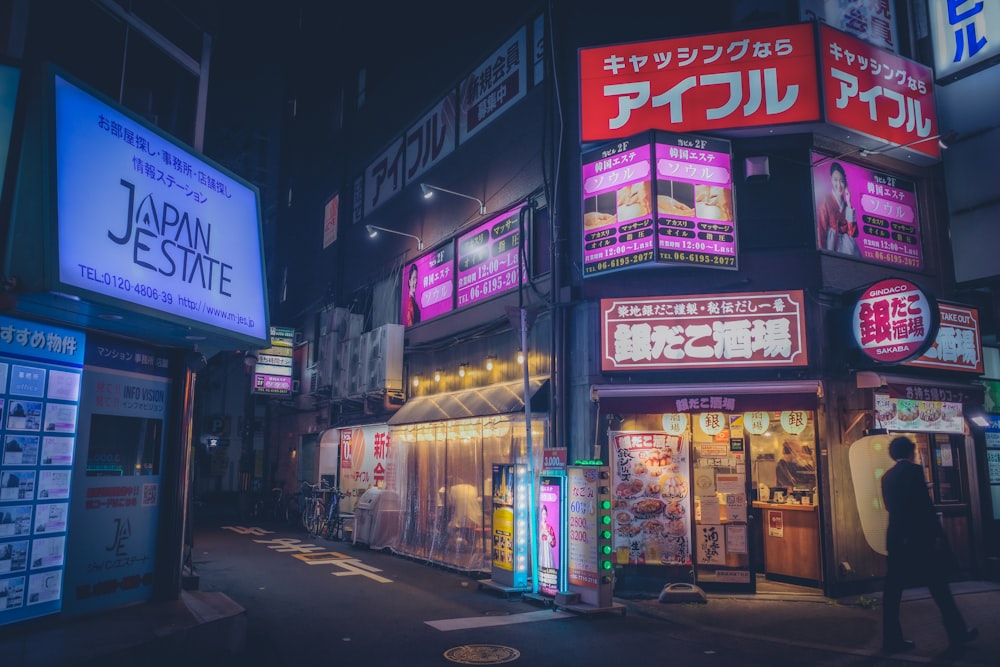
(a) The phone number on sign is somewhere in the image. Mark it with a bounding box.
[77,264,174,305]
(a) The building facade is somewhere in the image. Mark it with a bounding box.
[266,2,999,598]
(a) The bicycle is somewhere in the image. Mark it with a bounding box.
[298,481,328,536]
[318,488,349,541]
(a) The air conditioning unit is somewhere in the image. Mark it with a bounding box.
[365,324,404,394]
[333,338,352,399]
[316,328,338,391]
[346,336,367,398]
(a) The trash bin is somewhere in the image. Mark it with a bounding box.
[353,487,382,546]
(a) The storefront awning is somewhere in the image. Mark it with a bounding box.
[856,371,985,405]
[388,377,550,425]
[591,380,823,414]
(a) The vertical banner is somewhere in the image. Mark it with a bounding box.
[566,466,598,589]
[490,464,515,584]
[537,476,563,596]
[62,337,170,617]
[0,316,85,627]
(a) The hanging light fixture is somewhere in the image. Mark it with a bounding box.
[434,368,442,382]
[485,355,496,371]
[458,363,467,377]
[517,349,525,365]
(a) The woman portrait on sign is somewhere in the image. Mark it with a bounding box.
[816,161,861,256]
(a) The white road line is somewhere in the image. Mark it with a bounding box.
[426,610,575,631]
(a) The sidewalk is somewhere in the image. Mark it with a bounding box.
[621,580,1000,666]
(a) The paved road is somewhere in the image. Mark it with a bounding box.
[188,511,950,666]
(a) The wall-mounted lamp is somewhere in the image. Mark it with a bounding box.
[434,368,442,382]
[458,363,467,378]
[420,183,486,215]
[485,355,496,371]
[366,224,424,250]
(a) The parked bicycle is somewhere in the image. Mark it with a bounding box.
[319,488,349,541]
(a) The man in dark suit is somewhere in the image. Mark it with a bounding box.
[880,436,977,656]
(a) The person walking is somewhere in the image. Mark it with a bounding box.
[880,436,978,656]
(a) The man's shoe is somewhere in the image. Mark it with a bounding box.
[882,639,916,654]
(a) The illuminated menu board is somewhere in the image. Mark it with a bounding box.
[582,131,736,276]
[655,132,735,269]
[811,152,921,268]
[456,205,526,308]
[582,140,655,275]
[401,243,455,327]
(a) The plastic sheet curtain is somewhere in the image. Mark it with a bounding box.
[383,415,547,573]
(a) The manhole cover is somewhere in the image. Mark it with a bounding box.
[443,644,520,664]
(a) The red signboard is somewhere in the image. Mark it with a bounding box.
[851,278,937,364]
[579,23,820,142]
[600,291,808,371]
[819,24,939,159]
[905,303,984,374]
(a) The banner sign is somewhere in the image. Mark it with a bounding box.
[579,23,819,142]
[819,24,939,159]
[905,303,983,374]
[601,291,808,371]
[811,153,921,268]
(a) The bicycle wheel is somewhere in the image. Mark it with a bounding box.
[304,500,325,535]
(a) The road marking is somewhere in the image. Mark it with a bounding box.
[427,610,574,631]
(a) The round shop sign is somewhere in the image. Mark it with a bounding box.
[661,413,689,435]
[698,412,726,436]
[780,410,808,435]
[851,278,938,364]
[743,411,770,435]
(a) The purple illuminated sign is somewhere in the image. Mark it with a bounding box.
[655,133,735,268]
[581,132,736,276]
[811,152,921,269]
[582,141,655,274]
[401,243,455,326]
[456,205,526,308]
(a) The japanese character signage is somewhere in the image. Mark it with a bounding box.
[323,193,339,249]
[405,93,457,185]
[459,27,527,143]
[819,24,939,159]
[811,153,922,268]
[800,0,898,52]
[929,0,1000,80]
[600,290,808,371]
[401,243,455,326]
[875,392,964,433]
[654,132,735,268]
[456,204,526,309]
[905,302,984,374]
[252,326,296,396]
[52,71,268,347]
[582,131,736,276]
[364,135,404,218]
[578,23,820,142]
[851,278,938,363]
[0,315,84,627]
[582,138,655,274]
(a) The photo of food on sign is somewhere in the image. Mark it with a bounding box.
[611,431,692,566]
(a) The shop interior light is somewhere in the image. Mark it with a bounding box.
[458,363,467,377]
[365,224,423,250]
[485,355,496,371]
[419,182,486,215]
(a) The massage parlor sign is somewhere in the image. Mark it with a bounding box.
[851,278,938,364]
[600,290,808,371]
[582,131,735,277]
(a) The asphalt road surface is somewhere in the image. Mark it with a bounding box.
[188,510,914,666]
